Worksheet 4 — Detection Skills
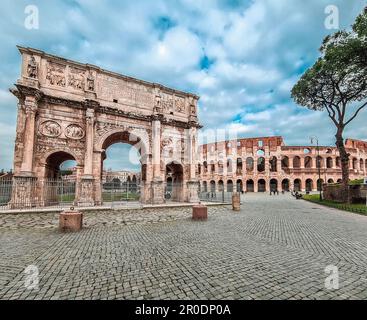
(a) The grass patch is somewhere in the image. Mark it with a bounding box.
[58,192,140,202]
[303,194,367,215]
[58,194,75,202]
[349,179,364,185]
[102,192,140,201]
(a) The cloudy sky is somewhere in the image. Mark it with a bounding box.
[0,0,366,171]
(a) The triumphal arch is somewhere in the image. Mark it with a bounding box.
[10,46,201,207]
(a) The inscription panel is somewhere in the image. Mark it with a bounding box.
[98,74,154,109]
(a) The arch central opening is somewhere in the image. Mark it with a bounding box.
[101,131,144,203]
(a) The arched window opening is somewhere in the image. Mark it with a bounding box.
[304,156,312,168]
[306,179,313,192]
[281,156,289,169]
[258,179,266,192]
[246,179,254,192]
[270,179,278,192]
[282,179,290,192]
[293,156,301,169]
[257,157,265,172]
[294,179,301,192]
[246,157,254,172]
[227,180,233,192]
[218,180,224,192]
[236,179,243,192]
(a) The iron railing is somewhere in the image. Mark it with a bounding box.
[0,178,232,210]
[199,191,233,203]
[0,178,76,210]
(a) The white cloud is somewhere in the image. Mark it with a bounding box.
[0,0,366,170]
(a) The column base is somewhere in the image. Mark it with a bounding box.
[187,180,200,203]
[10,175,38,209]
[151,180,165,204]
[76,176,95,206]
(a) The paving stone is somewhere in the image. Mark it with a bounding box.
[0,194,367,299]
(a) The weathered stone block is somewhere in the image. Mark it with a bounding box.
[59,210,83,232]
[192,204,207,220]
[232,192,240,211]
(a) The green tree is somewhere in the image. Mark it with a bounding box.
[291,8,367,202]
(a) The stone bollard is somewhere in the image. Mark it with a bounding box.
[232,192,240,211]
[59,208,83,232]
[192,203,208,220]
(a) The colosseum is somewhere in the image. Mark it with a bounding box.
[198,136,367,193]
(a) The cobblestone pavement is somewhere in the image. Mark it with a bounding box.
[1,194,367,300]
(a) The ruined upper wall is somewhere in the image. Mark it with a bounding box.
[15,46,199,124]
[346,139,367,152]
[199,136,367,159]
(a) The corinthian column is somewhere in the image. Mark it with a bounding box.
[189,126,197,180]
[186,125,199,203]
[84,108,95,176]
[152,117,161,180]
[20,96,38,175]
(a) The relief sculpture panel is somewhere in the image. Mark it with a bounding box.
[65,124,85,140]
[68,67,85,90]
[46,62,66,87]
[39,120,61,137]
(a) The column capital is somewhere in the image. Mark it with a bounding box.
[85,108,95,125]
[24,96,39,114]
[151,114,164,122]
[84,99,100,110]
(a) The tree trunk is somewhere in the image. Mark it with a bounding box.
[335,128,350,203]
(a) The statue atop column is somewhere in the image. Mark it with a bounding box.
[87,71,95,91]
[27,56,38,79]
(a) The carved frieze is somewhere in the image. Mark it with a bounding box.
[39,120,61,137]
[46,62,66,87]
[65,124,85,140]
[162,98,174,113]
[68,67,85,90]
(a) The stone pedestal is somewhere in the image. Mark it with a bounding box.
[59,210,83,232]
[10,176,38,209]
[151,180,165,204]
[187,180,200,203]
[192,204,208,220]
[232,192,240,211]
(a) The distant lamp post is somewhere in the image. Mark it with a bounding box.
[310,136,322,201]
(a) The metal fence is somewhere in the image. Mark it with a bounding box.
[102,181,141,208]
[199,191,233,203]
[0,178,232,210]
[0,178,76,210]
[0,179,12,208]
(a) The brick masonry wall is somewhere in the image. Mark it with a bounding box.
[323,184,367,203]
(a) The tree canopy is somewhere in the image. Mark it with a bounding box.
[292,9,367,129]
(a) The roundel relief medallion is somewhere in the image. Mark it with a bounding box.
[39,120,61,137]
[65,124,85,140]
